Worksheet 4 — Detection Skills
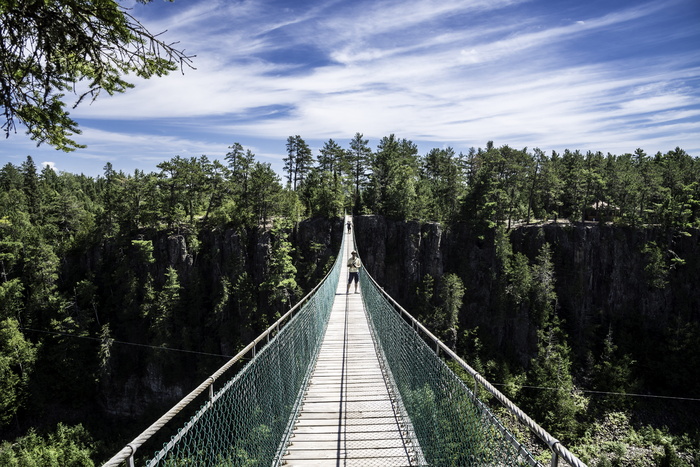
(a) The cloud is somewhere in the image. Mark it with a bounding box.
[7,0,696,177]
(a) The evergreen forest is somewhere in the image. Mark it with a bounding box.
[1,134,699,466]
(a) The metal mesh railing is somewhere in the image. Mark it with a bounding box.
[360,267,539,467]
[359,264,587,467]
[147,255,343,466]
[104,231,344,467]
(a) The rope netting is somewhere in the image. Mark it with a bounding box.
[140,234,345,467]
[359,267,539,467]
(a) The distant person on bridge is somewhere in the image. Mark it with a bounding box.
[347,250,361,294]
[346,220,352,233]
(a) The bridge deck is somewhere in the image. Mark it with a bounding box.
[282,230,415,466]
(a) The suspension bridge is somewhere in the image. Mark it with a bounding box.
[104,217,587,467]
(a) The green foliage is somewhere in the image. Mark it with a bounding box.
[149,266,181,344]
[436,273,465,349]
[367,134,420,219]
[641,241,670,289]
[211,277,231,325]
[249,162,283,226]
[283,135,313,190]
[157,156,206,228]
[233,272,257,332]
[0,278,24,320]
[261,221,300,320]
[560,150,587,221]
[404,384,491,465]
[460,327,485,376]
[0,0,192,151]
[97,324,113,379]
[419,147,465,223]
[460,143,533,229]
[299,168,344,218]
[588,327,637,413]
[413,273,465,349]
[0,318,37,427]
[131,240,155,264]
[525,314,583,441]
[504,252,532,305]
[277,188,304,224]
[530,243,556,325]
[347,132,373,213]
[529,148,563,222]
[572,412,700,467]
[0,423,94,466]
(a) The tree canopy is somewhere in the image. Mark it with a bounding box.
[0,0,194,151]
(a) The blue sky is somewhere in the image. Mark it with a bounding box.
[2,0,699,177]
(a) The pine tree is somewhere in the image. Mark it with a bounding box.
[436,273,465,349]
[368,134,419,219]
[284,135,313,190]
[525,313,581,441]
[150,266,181,345]
[317,139,347,176]
[420,147,464,223]
[20,156,41,224]
[249,162,282,226]
[560,150,586,221]
[261,222,300,323]
[347,133,373,212]
[0,318,37,427]
[590,326,636,413]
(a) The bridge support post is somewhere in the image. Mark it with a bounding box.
[126,443,137,467]
[550,448,559,466]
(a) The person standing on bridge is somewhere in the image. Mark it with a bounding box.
[346,220,352,233]
[347,250,361,294]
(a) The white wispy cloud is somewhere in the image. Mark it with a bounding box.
[4,0,697,176]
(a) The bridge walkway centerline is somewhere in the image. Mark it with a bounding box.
[282,223,416,466]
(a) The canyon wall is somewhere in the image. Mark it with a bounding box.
[354,215,700,395]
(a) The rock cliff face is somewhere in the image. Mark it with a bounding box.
[87,218,344,419]
[76,215,699,420]
[354,215,700,376]
[510,225,699,345]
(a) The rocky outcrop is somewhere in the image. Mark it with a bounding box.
[354,215,700,370]
[512,224,699,348]
[353,216,444,300]
[83,218,344,420]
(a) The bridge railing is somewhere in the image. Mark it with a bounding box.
[103,230,345,467]
[359,265,587,467]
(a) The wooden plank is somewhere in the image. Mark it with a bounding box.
[281,229,415,465]
[285,447,411,459]
[289,430,404,441]
[284,459,413,467]
[292,423,405,434]
[292,417,406,427]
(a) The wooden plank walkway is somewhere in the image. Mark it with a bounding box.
[282,227,415,466]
